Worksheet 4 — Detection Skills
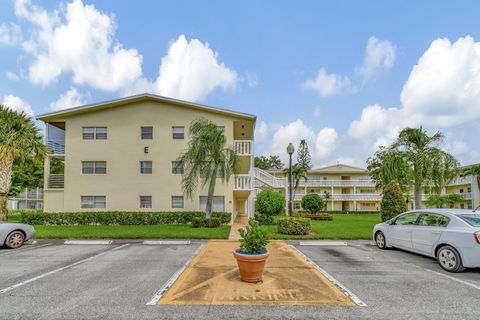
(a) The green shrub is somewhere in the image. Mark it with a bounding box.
[254,212,274,225]
[301,194,324,213]
[381,180,407,222]
[277,217,311,235]
[255,189,285,223]
[238,219,269,253]
[191,217,221,228]
[295,212,333,221]
[21,211,231,226]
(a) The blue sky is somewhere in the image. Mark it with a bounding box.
[1,0,480,168]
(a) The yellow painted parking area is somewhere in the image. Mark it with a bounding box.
[158,240,357,306]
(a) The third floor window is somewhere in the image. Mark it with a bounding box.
[140,161,152,174]
[172,126,184,139]
[141,127,153,140]
[82,161,107,174]
[83,127,107,140]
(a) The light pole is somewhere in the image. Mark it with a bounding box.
[287,143,295,216]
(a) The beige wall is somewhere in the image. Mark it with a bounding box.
[44,100,254,212]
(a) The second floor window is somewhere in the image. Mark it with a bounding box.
[172,126,184,139]
[81,196,106,209]
[141,127,153,139]
[83,127,107,140]
[172,161,184,174]
[140,196,152,208]
[82,161,107,174]
[140,161,152,174]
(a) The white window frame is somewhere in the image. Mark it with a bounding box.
[172,126,184,139]
[83,127,107,140]
[141,126,153,140]
[81,196,106,209]
[140,196,152,209]
[171,196,184,209]
[82,161,107,174]
[199,196,225,212]
[172,161,184,174]
[140,161,152,174]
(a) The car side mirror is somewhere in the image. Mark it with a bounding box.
[386,219,394,225]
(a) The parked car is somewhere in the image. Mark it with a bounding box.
[373,209,480,272]
[0,223,36,249]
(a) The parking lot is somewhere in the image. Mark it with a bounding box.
[1,240,479,320]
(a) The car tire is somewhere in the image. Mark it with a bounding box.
[375,231,387,249]
[437,245,466,273]
[5,230,25,249]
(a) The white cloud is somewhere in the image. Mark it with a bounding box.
[6,72,20,81]
[50,87,87,111]
[15,0,143,91]
[0,23,22,46]
[359,36,396,78]
[255,121,269,141]
[152,35,237,101]
[1,94,33,116]
[302,68,350,97]
[314,128,338,161]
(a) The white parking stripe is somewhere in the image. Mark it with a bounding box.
[143,240,190,245]
[425,269,480,291]
[64,240,113,245]
[299,241,348,246]
[0,243,52,256]
[0,244,129,295]
[289,245,367,307]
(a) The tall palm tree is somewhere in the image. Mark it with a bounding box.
[0,106,45,221]
[283,163,308,200]
[176,118,238,217]
[323,190,331,211]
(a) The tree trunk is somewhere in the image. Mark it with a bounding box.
[413,185,422,210]
[0,157,13,222]
[205,166,218,218]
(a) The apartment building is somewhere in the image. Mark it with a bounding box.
[37,94,256,219]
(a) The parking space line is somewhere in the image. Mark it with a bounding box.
[0,244,129,295]
[143,240,190,245]
[0,243,52,256]
[146,243,205,305]
[64,240,113,245]
[425,269,480,291]
[289,245,367,307]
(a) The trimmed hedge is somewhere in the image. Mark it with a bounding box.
[21,211,231,226]
[277,217,311,235]
[293,210,379,215]
[295,213,333,221]
[191,217,221,228]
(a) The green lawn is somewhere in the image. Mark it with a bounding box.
[262,214,381,240]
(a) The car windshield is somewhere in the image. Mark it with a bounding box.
[458,214,480,227]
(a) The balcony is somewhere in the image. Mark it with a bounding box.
[293,192,382,201]
[234,140,253,156]
[47,140,65,155]
[47,174,64,189]
[448,176,472,185]
[422,192,472,201]
[234,174,252,190]
[300,179,376,187]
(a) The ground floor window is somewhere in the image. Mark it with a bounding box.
[199,196,224,212]
[294,202,302,210]
[140,196,152,208]
[81,196,106,209]
[171,196,184,209]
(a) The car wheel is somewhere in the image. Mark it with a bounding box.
[375,231,387,249]
[437,245,466,273]
[5,231,25,249]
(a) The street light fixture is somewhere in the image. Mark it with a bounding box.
[287,143,295,216]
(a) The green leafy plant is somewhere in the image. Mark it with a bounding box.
[191,217,221,228]
[381,180,407,222]
[255,189,285,222]
[277,217,311,235]
[238,219,269,254]
[301,193,324,214]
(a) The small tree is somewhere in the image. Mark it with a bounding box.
[297,139,312,171]
[301,193,324,214]
[255,189,285,224]
[254,155,284,170]
[323,191,331,211]
[381,180,407,222]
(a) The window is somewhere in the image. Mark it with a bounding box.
[81,196,106,209]
[172,196,184,209]
[172,127,184,139]
[294,202,302,210]
[199,196,224,212]
[172,161,184,174]
[140,196,152,208]
[83,127,107,140]
[82,161,106,174]
[418,213,449,227]
[140,161,152,174]
[394,212,420,226]
[459,214,480,227]
[141,127,153,139]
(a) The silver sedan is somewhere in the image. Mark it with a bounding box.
[373,209,480,272]
[0,222,36,249]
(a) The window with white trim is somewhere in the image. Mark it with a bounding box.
[172,127,184,139]
[140,161,152,174]
[83,127,107,140]
[81,196,106,209]
[141,127,153,140]
[171,196,184,209]
[172,161,184,174]
[199,196,224,212]
[82,161,107,174]
[140,196,152,208]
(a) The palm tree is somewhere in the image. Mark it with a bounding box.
[462,164,480,200]
[0,106,45,221]
[323,190,331,211]
[425,194,446,208]
[283,163,308,200]
[176,118,238,217]
[369,127,458,210]
[445,193,465,208]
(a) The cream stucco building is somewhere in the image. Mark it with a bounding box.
[38,94,256,219]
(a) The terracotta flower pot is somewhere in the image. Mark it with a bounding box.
[233,250,269,283]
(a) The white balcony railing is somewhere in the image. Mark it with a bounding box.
[234,140,253,156]
[422,192,472,201]
[293,192,382,201]
[234,175,252,190]
[254,168,285,188]
[448,176,473,185]
[47,140,65,154]
[47,174,64,189]
[300,179,376,187]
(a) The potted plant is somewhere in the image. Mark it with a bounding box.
[233,219,270,283]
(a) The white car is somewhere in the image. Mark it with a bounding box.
[0,222,36,249]
[373,209,480,272]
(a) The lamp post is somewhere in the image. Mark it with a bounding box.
[287,143,295,216]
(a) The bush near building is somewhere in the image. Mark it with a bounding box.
[295,212,333,221]
[21,211,232,226]
[255,189,285,225]
[277,217,311,235]
[381,180,407,222]
[191,217,221,228]
[301,193,325,214]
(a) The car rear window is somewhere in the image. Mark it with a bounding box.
[459,214,480,227]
